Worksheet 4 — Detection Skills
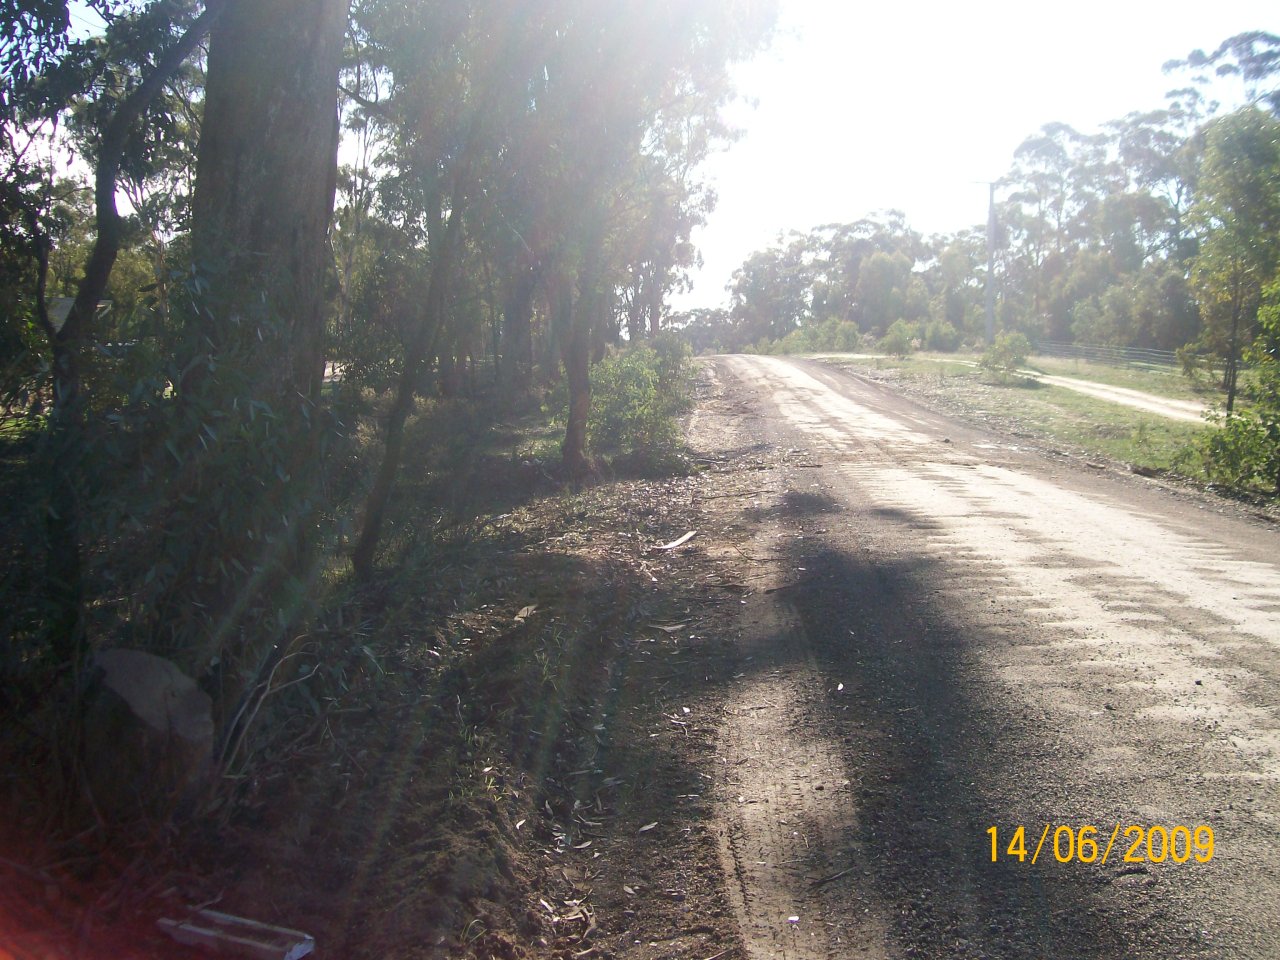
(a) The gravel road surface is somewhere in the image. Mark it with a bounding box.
[693,354,1280,960]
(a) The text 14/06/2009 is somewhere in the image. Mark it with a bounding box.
[987,824,1214,865]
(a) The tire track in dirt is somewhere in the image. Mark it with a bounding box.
[714,596,893,960]
[691,363,897,959]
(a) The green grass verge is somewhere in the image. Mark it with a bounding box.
[816,353,1209,473]
[811,351,1219,404]
[1024,355,1213,403]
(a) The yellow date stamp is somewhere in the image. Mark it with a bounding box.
[987,824,1215,865]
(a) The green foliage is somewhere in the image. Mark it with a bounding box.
[1177,342,1220,389]
[670,307,734,354]
[923,319,961,352]
[1188,409,1280,494]
[727,240,813,346]
[1188,278,1280,495]
[767,316,863,354]
[980,330,1031,378]
[586,336,693,472]
[877,319,917,358]
[66,270,346,676]
[857,251,926,332]
[1187,106,1280,404]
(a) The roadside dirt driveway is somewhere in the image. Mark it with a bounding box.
[1029,371,1208,422]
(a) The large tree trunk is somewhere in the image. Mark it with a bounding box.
[1223,276,1247,416]
[190,0,347,403]
[556,262,595,480]
[624,270,645,343]
[166,0,346,680]
[559,294,591,479]
[645,257,667,339]
[558,215,609,479]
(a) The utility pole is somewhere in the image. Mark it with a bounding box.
[985,181,997,345]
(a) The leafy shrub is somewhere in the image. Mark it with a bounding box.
[980,331,1031,378]
[1190,410,1280,493]
[588,338,693,471]
[77,271,346,679]
[924,319,961,352]
[764,317,862,355]
[877,319,917,357]
[1185,279,1280,496]
[1177,342,1218,389]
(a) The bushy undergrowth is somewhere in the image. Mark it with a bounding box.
[877,319,918,357]
[752,317,963,357]
[1187,411,1280,493]
[923,319,962,352]
[980,330,1032,380]
[1181,284,1280,498]
[767,318,868,354]
[1182,358,1280,495]
[587,334,694,472]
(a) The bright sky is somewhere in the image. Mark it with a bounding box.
[673,0,1280,311]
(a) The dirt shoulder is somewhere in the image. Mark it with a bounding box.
[508,352,1280,960]
[1030,372,1207,422]
[0,379,785,960]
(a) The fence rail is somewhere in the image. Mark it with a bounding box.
[1030,340,1181,370]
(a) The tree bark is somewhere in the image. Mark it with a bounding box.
[646,257,667,339]
[559,283,591,479]
[168,0,347,679]
[189,0,347,404]
[624,270,645,343]
[500,262,537,395]
[1225,274,1245,415]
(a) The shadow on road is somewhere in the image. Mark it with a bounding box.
[761,532,1166,959]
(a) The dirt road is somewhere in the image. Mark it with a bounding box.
[683,354,1280,960]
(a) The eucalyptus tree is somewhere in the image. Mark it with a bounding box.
[0,0,230,668]
[618,107,723,341]
[819,214,925,324]
[999,124,1082,332]
[1107,105,1203,263]
[1189,106,1280,411]
[924,230,984,340]
[727,237,814,347]
[344,0,525,578]
[512,0,775,476]
[1165,31,1280,116]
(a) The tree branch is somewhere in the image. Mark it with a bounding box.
[64,0,228,352]
[340,84,394,121]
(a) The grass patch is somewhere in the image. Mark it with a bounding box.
[1026,355,1213,403]
[816,352,1209,473]
[992,383,1206,469]
[816,352,979,379]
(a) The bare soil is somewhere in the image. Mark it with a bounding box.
[671,356,1280,960]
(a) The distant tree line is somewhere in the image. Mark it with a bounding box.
[670,31,1280,493]
[674,31,1279,378]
